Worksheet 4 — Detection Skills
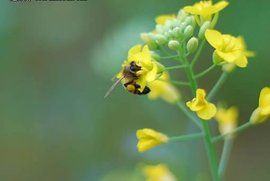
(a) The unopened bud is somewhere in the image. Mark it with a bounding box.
[184,25,194,38]
[185,16,195,27]
[250,108,267,124]
[199,21,211,39]
[151,51,160,61]
[140,33,158,49]
[187,37,198,53]
[155,34,167,45]
[168,40,180,50]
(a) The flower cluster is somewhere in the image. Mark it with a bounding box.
[109,0,269,180]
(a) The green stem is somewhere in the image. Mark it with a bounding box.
[191,40,206,67]
[170,80,190,87]
[170,133,203,142]
[218,138,234,180]
[195,64,216,79]
[212,122,252,143]
[160,55,179,60]
[176,102,202,129]
[164,65,188,70]
[202,121,220,181]
[179,52,197,95]
[207,72,229,101]
[179,50,219,180]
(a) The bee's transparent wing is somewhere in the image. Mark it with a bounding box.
[104,77,124,98]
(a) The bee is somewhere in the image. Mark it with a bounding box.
[104,61,151,98]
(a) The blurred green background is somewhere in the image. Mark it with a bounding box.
[0,0,269,180]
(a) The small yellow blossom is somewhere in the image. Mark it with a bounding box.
[184,0,228,21]
[148,72,180,104]
[155,14,176,25]
[186,89,217,120]
[205,29,255,68]
[117,44,164,91]
[215,106,238,135]
[250,87,270,124]
[143,164,177,181]
[136,128,168,152]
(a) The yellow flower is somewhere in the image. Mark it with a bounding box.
[215,106,238,135]
[136,128,168,152]
[155,14,176,25]
[184,0,228,21]
[186,89,217,120]
[117,44,164,91]
[205,29,255,68]
[250,87,270,124]
[147,72,180,104]
[143,164,177,181]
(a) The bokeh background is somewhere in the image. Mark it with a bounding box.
[0,0,269,180]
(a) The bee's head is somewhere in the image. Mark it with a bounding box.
[128,61,141,74]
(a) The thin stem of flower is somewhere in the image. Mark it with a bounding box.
[202,121,220,181]
[218,138,234,180]
[195,64,216,79]
[212,122,252,143]
[191,40,206,67]
[160,55,179,60]
[170,80,190,87]
[159,46,178,61]
[181,47,219,181]
[207,72,229,101]
[164,65,188,70]
[178,48,197,95]
[176,102,202,129]
[169,133,203,142]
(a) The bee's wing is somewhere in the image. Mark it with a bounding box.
[104,76,124,98]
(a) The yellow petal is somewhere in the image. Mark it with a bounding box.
[136,128,168,152]
[216,50,240,63]
[183,6,201,15]
[212,1,229,14]
[259,87,270,115]
[155,14,176,25]
[234,54,248,68]
[148,77,180,104]
[145,63,158,82]
[197,103,217,120]
[205,29,223,49]
[128,44,142,58]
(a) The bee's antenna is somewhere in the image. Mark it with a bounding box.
[104,77,124,98]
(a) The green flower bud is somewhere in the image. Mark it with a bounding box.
[185,16,195,27]
[140,33,158,49]
[187,37,199,54]
[184,25,194,38]
[198,21,211,39]
[156,25,164,34]
[177,10,188,21]
[155,34,167,45]
[168,40,180,50]
[151,51,160,61]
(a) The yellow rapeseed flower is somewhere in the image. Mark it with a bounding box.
[186,89,217,120]
[155,14,176,25]
[184,0,228,21]
[117,44,164,91]
[215,106,238,135]
[205,29,255,68]
[143,164,177,181]
[250,87,270,124]
[136,128,168,152]
[147,72,180,104]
